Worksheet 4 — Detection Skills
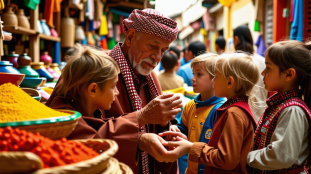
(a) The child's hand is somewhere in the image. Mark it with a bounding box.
[170,125,180,132]
[161,136,193,162]
[158,131,188,141]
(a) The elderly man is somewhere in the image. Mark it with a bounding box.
[46,9,181,174]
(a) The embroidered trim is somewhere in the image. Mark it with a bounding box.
[219,95,248,110]
[253,90,311,174]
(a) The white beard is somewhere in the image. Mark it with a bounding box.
[128,52,158,76]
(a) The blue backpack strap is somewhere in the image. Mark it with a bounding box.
[197,100,225,174]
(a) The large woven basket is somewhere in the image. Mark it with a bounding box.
[0,109,81,140]
[101,158,133,174]
[0,139,120,174]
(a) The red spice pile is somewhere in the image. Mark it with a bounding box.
[0,127,99,168]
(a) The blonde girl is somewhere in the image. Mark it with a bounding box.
[48,44,121,139]
[247,40,311,174]
[159,52,259,174]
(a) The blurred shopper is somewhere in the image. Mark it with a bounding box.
[233,25,267,122]
[159,46,185,71]
[177,41,206,86]
[215,36,226,53]
[157,51,184,91]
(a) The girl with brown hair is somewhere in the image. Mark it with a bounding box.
[247,40,311,174]
[48,44,124,139]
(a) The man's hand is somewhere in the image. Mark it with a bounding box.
[138,133,170,162]
[137,94,183,127]
[160,136,193,163]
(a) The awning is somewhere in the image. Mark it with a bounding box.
[181,0,207,28]
[179,26,194,40]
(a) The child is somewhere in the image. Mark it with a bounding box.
[247,40,311,174]
[157,51,184,91]
[48,44,122,139]
[215,36,226,54]
[160,52,259,174]
[170,53,226,174]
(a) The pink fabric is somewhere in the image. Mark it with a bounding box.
[123,9,178,42]
[290,0,295,22]
[114,24,121,42]
[202,9,215,31]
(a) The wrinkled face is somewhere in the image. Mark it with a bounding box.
[191,63,214,94]
[128,32,170,75]
[212,70,228,97]
[261,56,285,92]
[96,75,119,110]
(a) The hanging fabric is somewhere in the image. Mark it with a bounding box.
[107,38,116,50]
[94,0,103,21]
[290,0,295,22]
[119,16,124,33]
[24,0,40,11]
[44,0,55,27]
[85,0,94,20]
[290,0,304,42]
[0,0,5,10]
[255,35,266,57]
[114,24,120,42]
[99,13,108,36]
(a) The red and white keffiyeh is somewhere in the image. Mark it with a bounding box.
[109,43,159,174]
[123,9,178,43]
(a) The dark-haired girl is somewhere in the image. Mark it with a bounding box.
[233,25,268,122]
[247,40,311,174]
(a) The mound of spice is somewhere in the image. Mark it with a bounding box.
[0,83,69,123]
[0,127,99,168]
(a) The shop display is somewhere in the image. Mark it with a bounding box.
[0,83,69,123]
[0,73,25,86]
[40,51,59,80]
[16,9,30,29]
[0,127,99,168]
[41,20,51,36]
[3,51,19,69]
[50,27,59,37]
[37,20,43,33]
[1,5,18,27]
[0,61,20,74]
[17,53,39,78]
[50,63,62,75]
[61,18,75,47]
[31,62,54,82]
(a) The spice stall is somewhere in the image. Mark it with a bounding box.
[0,0,147,173]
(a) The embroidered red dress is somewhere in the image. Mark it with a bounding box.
[248,90,311,174]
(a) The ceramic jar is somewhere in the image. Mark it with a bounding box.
[17,53,39,78]
[40,52,59,80]
[16,9,30,29]
[0,61,20,74]
[3,51,19,68]
[61,18,75,47]
[41,20,51,36]
[1,6,18,27]
[75,25,85,41]
[37,20,43,33]
[50,28,59,37]
[59,62,66,71]
[31,62,54,82]
[50,63,62,75]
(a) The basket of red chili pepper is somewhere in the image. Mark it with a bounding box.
[0,127,130,174]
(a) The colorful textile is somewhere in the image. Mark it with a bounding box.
[252,90,311,174]
[290,0,304,42]
[255,35,266,57]
[123,9,178,43]
[290,0,295,22]
[99,14,108,36]
[178,94,225,174]
[109,43,160,174]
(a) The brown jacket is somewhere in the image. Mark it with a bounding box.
[47,71,178,174]
[188,98,256,174]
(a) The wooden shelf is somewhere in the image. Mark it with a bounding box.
[39,34,61,42]
[3,26,36,35]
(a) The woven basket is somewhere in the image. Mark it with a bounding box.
[0,110,81,140]
[100,158,133,174]
[0,139,119,174]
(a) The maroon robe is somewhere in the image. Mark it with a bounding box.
[46,50,178,174]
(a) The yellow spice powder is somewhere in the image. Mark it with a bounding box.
[0,83,70,123]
